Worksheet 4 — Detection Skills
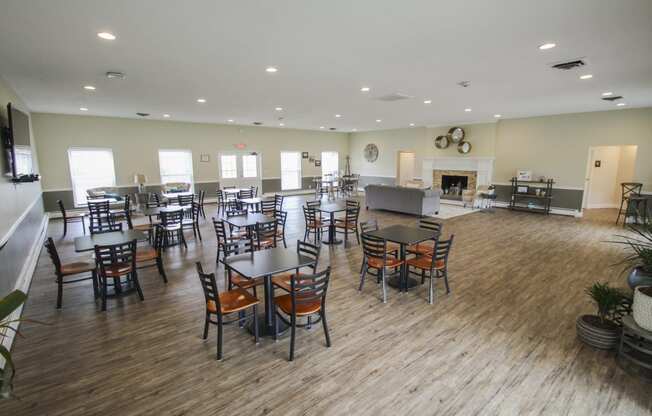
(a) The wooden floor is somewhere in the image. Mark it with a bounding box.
[2,196,651,416]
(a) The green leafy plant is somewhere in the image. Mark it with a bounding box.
[0,290,27,399]
[611,224,652,274]
[585,282,631,325]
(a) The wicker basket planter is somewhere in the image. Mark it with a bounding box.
[633,286,652,332]
[576,315,621,350]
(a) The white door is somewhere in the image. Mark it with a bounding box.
[397,152,416,186]
[218,151,262,190]
[585,146,621,209]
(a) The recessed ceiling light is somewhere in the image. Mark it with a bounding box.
[163,114,170,118]
[319,126,325,129]
[423,100,432,104]
[83,85,96,91]
[360,87,370,92]
[409,123,415,127]
[602,92,613,96]
[376,119,382,123]
[79,107,88,111]
[335,114,342,118]
[265,67,278,73]
[97,32,116,40]
[494,114,502,118]
[352,128,357,131]
[464,108,472,112]
[580,74,593,80]
[196,98,206,103]
[279,123,285,127]
[617,102,626,107]
[275,107,283,111]
[538,42,556,50]
[227,119,234,123]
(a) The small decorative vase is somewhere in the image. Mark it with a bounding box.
[633,286,652,332]
[627,267,652,290]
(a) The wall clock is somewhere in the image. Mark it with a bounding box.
[457,141,472,154]
[447,127,465,143]
[434,135,449,149]
[364,143,379,163]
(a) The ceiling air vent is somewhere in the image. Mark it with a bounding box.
[551,59,586,70]
[329,127,337,131]
[252,121,263,125]
[376,93,412,102]
[602,96,623,102]
[136,112,150,117]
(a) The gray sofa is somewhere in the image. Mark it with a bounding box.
[365,184,440,216]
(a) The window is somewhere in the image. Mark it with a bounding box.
[242,154,258,178]
[321,151,339,179]
[68,148,116,206]
[159,149,194,188]
[220,155,237,179]
[280,151,302,190]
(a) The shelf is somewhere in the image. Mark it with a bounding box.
[513,194,552,200]
[511,179,555,184]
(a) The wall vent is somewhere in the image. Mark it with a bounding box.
[602,96,623,102]
[252,121,263,125]
[136,112,149,117]
[551,59,586,70]
[376,93,412,102]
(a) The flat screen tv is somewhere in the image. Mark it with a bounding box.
[3,103,34,179]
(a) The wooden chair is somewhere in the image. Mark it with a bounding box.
[406,219,442,256]
[109,194,131,224]
[303,206,327,243]
[358,219,398,273]
[251,186,258,197]
[255,220,277,250]
[345,199,360,209]
[87,200,113,233]
[181,202,202,241]
[225,209,248,239]
[213,218,243,264]
[94,239,143,311]
[359,233,403,303]
[160,209,187,249]
[239,189,253,199]
[221,238,263,295]
[195,262,259,361]
[334,207,360,247]
[57,199,85,237]
[274,194,284,211]
[44,237,97,309]
[196,190,207,219]
[217,189,228,214]
[126,207,154,243]
[275,210,288,248]
[306,200,321,209]
[273,267,331,361]
[135,224,167,283]
[261,199,276,216]
[89,222,123,235]
[406,235,454,304]
[271,240,320,292]
[177,194,195,211]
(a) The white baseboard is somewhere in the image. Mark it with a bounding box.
[493,201,581,217]
[585,203,619,209]
[0,213,49,369]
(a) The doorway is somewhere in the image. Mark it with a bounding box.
[218,151,262,191]
[397,151,416,186]
[582,145,638,210]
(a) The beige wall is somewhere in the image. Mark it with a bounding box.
[31,113,349,190]
[350,107,652,192]
[0,76,42,241]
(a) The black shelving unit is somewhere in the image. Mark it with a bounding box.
[509,177,554,214]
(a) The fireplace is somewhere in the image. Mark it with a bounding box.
[432,169,477,201]
[442,175,468,197]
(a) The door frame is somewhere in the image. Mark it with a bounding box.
[396,151,416,186]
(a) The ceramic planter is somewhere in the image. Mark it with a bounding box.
[627,267,652,290]
[633,286,652,332]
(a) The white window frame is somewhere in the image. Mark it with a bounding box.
[321,151,339,179]
[242,154,258,178]
[158,149,194,190]
[220,154,238,179]
[280,151,302,191]
[68,147,117,206]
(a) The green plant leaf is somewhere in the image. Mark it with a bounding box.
[0,345,15,399]
[0,290,26,323]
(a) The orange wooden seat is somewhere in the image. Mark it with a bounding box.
[230,274,261,290]
[60,261,95,275]
[406,255,445,270]
[207,288,259,314]
[367,256,403,269]
[103,262,133,278]
[407,242,434,255]
[274,293,322,316]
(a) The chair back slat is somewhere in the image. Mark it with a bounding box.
[290,267,331,307]
[196,262,221,314]
[256,221,277,248]
[213,218,228,244]
[418,218,443,237]
[177,194,194,206]
[432,235,454,263]
[222,238,255,258]
[360,219,379,234]
[346,199,360,209]
[275,210,288,227]
[344,207,360,225]
[274,194,284,210]
[361,233,387,260]
[261,199,276,216]
[306,200,321,209]
[94,240,137,277]
[90,222,123,235]
[239,189,253,199]
[303,206,319,226]
[44,237,62,274]
[297,240,320,272]
[160,209,183,227]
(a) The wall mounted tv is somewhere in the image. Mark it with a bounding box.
[3,103,37,181]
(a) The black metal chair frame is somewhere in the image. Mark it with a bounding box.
[617,182,643,225]
[44,237,98,309]
[94,239,143,311]
[359,233,402,303]
[57,199,85,237]
[407,235,454,304]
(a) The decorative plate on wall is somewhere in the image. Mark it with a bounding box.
[447,127,465,143]
[364,143,379,162]
[457,141,472,154]
[434,135,450,149]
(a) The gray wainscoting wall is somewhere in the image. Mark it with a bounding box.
[0,196,45,297]
[358,176,397,188]
[262,177,316,194]
[493,185,584,211]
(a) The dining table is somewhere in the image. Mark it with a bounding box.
[314,201,348,245]
[161,191,194,199]
[221,212,275,238]
[139,205,187,222]
[238,197,271,213]
[223,246,317,336]
[74,229,147,252]
[366,225,439,292]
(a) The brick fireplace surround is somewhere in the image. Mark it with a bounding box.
[433,170,477,191]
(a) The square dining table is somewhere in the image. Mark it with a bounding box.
[223,247,316,336]
[367,225,439,292]
[74,230,147,252]
[314,202,348,245]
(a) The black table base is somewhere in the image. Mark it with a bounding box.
[388,276,418,290]
[246,314,289,337]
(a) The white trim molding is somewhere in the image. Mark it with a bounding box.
[422,157,495,188]
[0,195,43,250]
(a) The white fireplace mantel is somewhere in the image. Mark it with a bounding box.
[422,157,494,188]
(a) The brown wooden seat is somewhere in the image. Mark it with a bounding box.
[406,243,434,255]
[230,273,260,289]
[45,237,98,309]
[406,236,454,304]
[272,241,321,294]
[367,256,403,269]
[273,267,331,361]
[196,262,259,360]
[103,262,133,277]
[406,219,442,256]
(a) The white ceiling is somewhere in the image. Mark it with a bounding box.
[0,0,650,132]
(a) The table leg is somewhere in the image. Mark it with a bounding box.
[247,274,289,337]
[322,211,342,245]
[388,243,417,291]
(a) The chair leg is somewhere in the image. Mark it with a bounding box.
[62,220,67,237]
[81,217,85,235]
[289,313,296,361]
[217,315,223,360]
[156,257,167,283]
[91,270,99,299]
[101,277,107,311]
[253,305,259,344]
[381,268,387,303]
[56,275,63,309]
[616,198,625,224]
[443,269,451,294]
[133,271,145,301]
[428,274,434,304]
[321,309,331,347]
[359,263,367,291]
[273,305,279,341]
[180,230,188,249]
[196,223,202,241]
[355,229,360,245]
[203,313,210,339]
[359,255,365,274]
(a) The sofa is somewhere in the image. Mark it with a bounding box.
[365,184,440,216]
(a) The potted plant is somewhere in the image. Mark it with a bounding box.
[0,290,27,399]
[633,286,652,332]
[576,282,631,350]
[611,224,652,289]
